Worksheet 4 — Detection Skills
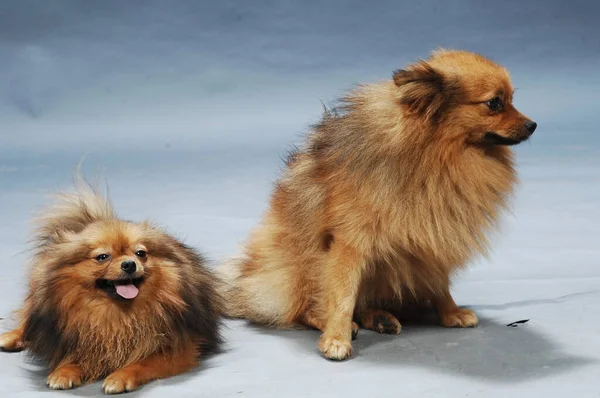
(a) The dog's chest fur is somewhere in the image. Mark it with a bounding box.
[323,145,515,269]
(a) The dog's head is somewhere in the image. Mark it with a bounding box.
[393,49,536,146]
[43,220,184,304]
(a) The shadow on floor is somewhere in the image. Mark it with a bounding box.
[249,310,593,383]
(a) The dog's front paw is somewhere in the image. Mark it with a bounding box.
[319,335,353,361]
[0,330,25,352]
[440,308,478,328]
[47,365,83,390]
[103,370,139,394]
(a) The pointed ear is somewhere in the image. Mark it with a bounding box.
[393,61,454,122]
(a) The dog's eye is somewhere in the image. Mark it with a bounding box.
[487,97,503,111]
[95,254,110,262]
[135,250,147,258]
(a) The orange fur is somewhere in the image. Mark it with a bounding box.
[218,50,536,360]
[0,176,222,393]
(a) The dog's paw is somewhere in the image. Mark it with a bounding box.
[47,365,83,390]
[440,308,478,328]
[361,310,402,335]
[319,335,353,361]
[0,330,25,352]
[103,370,139,394]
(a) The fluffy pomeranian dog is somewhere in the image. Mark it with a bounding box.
[218,50,537,360]
[0,176,221,393]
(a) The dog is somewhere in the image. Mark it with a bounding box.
[217,49,536,360]
[0,176,222,393]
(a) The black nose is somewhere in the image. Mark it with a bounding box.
[525,121,537,133]
[121,260,137,274]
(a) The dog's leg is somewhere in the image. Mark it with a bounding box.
[431,287,478,328]
[300,312,359,340]
[318,243,366,360]
[0,326,25,352]
[103,339,198,394]
[358,309,402,335]
[47,363,84,390]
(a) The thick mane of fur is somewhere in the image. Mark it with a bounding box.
[307,83,515,265]
[166,240,223,354]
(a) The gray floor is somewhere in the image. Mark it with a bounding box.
[0,149,599,397]
[1,1,599,396]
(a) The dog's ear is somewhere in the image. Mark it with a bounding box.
[393,61,453,122]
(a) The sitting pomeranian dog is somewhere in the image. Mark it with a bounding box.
[218,49,537,360]
[0,176,222,393]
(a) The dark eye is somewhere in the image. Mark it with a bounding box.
[135,250,147,258]
[95,254,110,262]
[487,97,503,111]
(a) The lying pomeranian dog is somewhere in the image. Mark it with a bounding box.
[0,176,222,393]
[218,49,536,360]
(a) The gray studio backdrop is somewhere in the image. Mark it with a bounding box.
[1,0,598,154]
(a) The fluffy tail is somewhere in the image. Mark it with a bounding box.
[214,255,245,318]
[34,173,116,249]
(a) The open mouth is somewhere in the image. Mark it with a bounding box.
[95,277,144,300]
[482,132,528,146]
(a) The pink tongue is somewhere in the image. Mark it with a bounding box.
[115,283,139,299]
